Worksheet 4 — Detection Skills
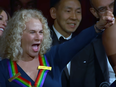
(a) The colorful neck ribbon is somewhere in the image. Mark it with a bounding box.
[7,54,51,87]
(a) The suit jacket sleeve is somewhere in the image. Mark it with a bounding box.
[46,25,99,71]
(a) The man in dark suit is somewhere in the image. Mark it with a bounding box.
[49,0,115,87]
[89,0,116,86]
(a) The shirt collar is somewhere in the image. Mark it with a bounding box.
[52,25,72,40]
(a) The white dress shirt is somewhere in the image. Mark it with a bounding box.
[107,57,116,84]
[53,25,72,75]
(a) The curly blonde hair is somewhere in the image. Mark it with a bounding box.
[0,9,52,61]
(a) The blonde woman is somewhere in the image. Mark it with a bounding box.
[0,9,105,87]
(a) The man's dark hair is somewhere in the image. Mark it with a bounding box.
[50,0,81,8]
[89,0,94,7]
[50,0,60,8]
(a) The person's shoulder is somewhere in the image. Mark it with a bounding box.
[0,59,9,62]
[0,59,9,68]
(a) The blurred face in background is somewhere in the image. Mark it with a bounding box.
[11,0,37,13]
[90,0,114,18]
[0,10,8,36]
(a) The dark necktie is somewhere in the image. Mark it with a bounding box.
[59,37,68,44]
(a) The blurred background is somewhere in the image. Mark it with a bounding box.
[0,0,96,35]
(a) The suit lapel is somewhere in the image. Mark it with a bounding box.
[50,27,59,45]
[92,37,109,80]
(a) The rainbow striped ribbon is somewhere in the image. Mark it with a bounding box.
[34,55,50,87]
[7,60,32,87]
[7,54,50,87]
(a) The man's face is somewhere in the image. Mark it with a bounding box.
[52,0,82,37]
[12,0,36,12]
[91,0,114,18]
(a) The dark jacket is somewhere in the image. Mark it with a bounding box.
[51,26,109,87]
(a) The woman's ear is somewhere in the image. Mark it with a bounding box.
[90,7,99,18]
[50,7,57,19]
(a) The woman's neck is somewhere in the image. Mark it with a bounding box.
[20,54,39,62]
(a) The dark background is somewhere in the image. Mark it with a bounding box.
[0,0,96,35]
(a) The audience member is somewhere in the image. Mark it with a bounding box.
[0,7,10,36]
[0,9,105,87]
[50,0,115,87]
[89,0,115,85]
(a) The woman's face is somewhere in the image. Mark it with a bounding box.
[21,18,43,58]
[0,10,8,36]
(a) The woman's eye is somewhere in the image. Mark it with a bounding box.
[30,31,35,33]
[40,31,43,33]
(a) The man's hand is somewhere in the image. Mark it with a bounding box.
[95,11,115,30]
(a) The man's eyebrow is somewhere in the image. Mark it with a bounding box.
[75,7,81,10]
